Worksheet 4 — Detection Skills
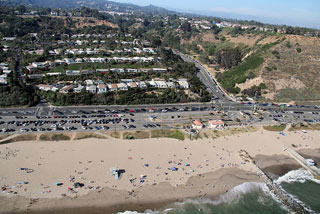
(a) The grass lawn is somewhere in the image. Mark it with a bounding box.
[151,129,185,140]
[39,133,71,141]
[74,132,106,140]
[263,124,286,132]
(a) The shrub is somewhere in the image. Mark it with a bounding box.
[286,41,292,48]
[296,48,302,53]
[266,67,272,71]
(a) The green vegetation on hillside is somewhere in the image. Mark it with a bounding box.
[216,41,280,94]
[216,55,264,93]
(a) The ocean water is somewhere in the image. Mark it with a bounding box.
[276,168,320,213]
[118,168,320,214]
[118,182,288,214]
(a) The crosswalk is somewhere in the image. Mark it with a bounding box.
[35,106,55,117]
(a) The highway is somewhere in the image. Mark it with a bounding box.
[172,49,234,102]
[1,101,320,118]
[1,102,320,135]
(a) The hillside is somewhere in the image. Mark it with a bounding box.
[188,31,320,105]
[0,0,174,14]
[236,35,320,104]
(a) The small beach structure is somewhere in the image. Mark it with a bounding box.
[110,167,120,180]
[192,120,203,129]
[208,120,225,129]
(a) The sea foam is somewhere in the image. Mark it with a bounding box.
[117,182,277,214]
[117,210,157,214]
[178,182,269,206]
[276,168,320,184]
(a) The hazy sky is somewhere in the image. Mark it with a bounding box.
[114,0,320,29]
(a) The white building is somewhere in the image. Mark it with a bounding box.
[117,83,128,91]
[107,83,118,92]
[85,79,94,86]
[152,68,167,72]
[37,84,52,91]
[66,70,81,76]
[32,62,46,68]
[64,58,75,65]
[192,120,203,129]
[86,85,97,93]
[74,85,85,93]
[137,81,147,89]
[177,79,189,89]
[155,81,168,89]
[97,84,107,94]
[127,82,138,88]
[208,120,225,129]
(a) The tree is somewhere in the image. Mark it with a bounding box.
[181,22,191,33]
[150,36,162,47]
[16,5,26,14]
[215,48,242,69]
[286,26,294,34]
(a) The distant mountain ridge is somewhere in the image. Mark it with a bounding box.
[0,0,174,14]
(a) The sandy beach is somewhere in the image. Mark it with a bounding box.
[0,126,320,213]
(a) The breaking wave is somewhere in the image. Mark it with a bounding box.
[117,182,283,214]
[276,168,320,184]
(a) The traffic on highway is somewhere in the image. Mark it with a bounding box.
[1,103,320,135]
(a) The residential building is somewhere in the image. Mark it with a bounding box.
[166,82,176,88]
[35,84,51,91]
[86,85,97,93]
[155,80,168,89]
[32,62,46,68]
[75,58,84,63]
[66,70,81,76]
[177,79,189,89]
[74,85,85,93]
[117,83,128,91]
[96,69,109,73]
[107,83,118,92]
[97,84,107,93]
[60,85,74,94]
[0,74,8,84]
[147,80,157,88]
[127,82,137,88]
[64,58,75,65]
[137,81,147,89]
[121,79,134,83]
[152,68,167,72]
[127,69,138,73]
[27,74,45,79]
[85,79,94,86]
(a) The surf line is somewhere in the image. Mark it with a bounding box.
[238,150,315,214]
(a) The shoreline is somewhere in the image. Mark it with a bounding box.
[0,168,262,214]
[1,127,320,213]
